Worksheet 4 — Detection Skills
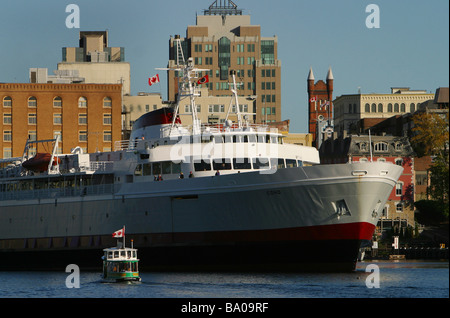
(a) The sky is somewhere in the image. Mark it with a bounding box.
[0,0,448,133]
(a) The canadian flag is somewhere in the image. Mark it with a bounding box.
[112,227,125,238]
[309,96,317,103]
[197,74,209,85]
[148,74,160,86]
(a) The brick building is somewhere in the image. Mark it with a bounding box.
[319,134,416,236]
[307,67,334,148]
[1,83,122,158]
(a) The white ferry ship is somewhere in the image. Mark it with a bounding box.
[0,55,403,271]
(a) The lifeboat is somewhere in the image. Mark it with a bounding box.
[22,153,61,172]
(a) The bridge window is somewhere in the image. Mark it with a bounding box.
[233,158,251,170]
[213,158,232,170]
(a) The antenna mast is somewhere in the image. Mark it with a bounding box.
[157,35,210,136]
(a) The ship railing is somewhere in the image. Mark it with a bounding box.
[159,123,276,138]
[89,161,114,172]
[115,140,130,151]
[0,183,115,201]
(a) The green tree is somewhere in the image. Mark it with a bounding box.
[411,112,449,157]
[427,151,449,214]
[414,199,448,226]
[411,112,449,225]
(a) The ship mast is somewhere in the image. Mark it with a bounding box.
[157,36,209,136]
[225,70,255,129]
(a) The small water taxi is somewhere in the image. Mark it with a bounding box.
[102,226,141,283]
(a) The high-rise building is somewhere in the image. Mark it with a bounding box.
[58,31,131,95]
[167,0,281,124]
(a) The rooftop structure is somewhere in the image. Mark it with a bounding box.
[203,0,243,16]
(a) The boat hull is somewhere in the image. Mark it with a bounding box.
[0,162,402,271]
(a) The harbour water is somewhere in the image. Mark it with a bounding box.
[0,260,447,299]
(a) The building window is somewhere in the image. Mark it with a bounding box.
[261,40,274,64]
[395,143,402,152]
[378,103,383,112]
[53,96,62,107]
[28,96,37,108]
[3,147,12,158]
[396,202,403,213]
[401,103,406,112]
[410,103,416,113]
[395,158,403,166]
[360,143,367,152]
[103,114,112,125]
[28,130,37,141]
[79,113,87,125]
[53,113,62,125]
[218,37,231,80]
[371,103,376,112]
[365,103,370,113]
[395,182,403,196]
[232,104,248,113]
[54,131,62,143]
[394,103,399,112]
[3,130,12,142]
[28,113,37,125]
[3,96,12,107]
[3,113,12,125]
[388,103,393,112]
[104,131,112,142]
[185,104,201,113]
[208,104,225,113]
[416,172,428,186]
[103,97,112,108]
[78,97,87,108]
[79,131,87,142]
[382,205,389,218]
[374,142,388,152]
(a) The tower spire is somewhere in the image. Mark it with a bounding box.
[326,66,334,81]
[308,67,315,81]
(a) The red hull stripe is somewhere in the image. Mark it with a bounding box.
[172,222,376,244]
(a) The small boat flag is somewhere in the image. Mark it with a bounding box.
[309,96,317,103]
[112,226,125,238]
[148,74,160,86]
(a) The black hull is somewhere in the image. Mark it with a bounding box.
[0,239,364,272]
